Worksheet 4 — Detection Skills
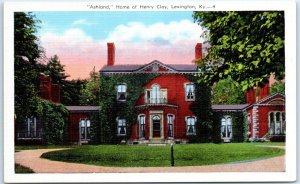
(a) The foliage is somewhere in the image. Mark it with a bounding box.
[38,99,68,144]
[14,12,43,122]
[98,74,157,143]
[212,77,245,104]
[61,79,86,105]
[41,143,284,167]
[193,11,285,90]
[212,111,245,143]
[187,75,213,143]
[270,81,285,95]
[15,164,34,173]
[79,69,100,105]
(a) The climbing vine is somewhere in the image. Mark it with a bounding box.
[98,74,157,143]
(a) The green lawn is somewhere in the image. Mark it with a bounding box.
[41,142,285,167]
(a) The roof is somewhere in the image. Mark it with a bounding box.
[100,60,198,74]
[212,104,249,111]
[65,106,100,112]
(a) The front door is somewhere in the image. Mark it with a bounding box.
[152,115,161,137]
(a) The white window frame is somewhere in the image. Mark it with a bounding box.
[117,118,126,136]
[116,83,127,101]
[184,83,195,101]
[220,115,233,139]
[138,114,146,138]
[27,116,37,137]
[167,114,175,138]
[80,119,91,141]
[268,111,285,135]
[185,116,197,135]
[144,84,167,104]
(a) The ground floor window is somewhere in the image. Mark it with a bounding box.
[138,114,145,138]
[117,118,126,136]
[269,112,285,135]
[221,116,232,139]
[167,114,174,137]
[17,116,43,139]
[186,116,196,135]
[80,119,91,140]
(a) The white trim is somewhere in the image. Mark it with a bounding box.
[184,82,196,101]
[185,116,197,135]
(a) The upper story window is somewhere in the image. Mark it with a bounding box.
[138,114,146,138]
[269,112,285,135]
[186,116,196,135]
[221,116,232,139]
[117,118,126,136]
[167,114,175,137]
[117,83,127,101]
[145,84,167,104]
[185,83,195,101]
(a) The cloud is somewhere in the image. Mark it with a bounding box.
[106,20,203,44]
[40,28,103,79]
[40,20,204,79]
[72,19,96,26]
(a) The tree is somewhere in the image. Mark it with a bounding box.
[14,12,43,121]
[44,55,68,84]
[270,81,285,95]
[212,77,245,104]
[79,68,100,105]
[193,11,285,90]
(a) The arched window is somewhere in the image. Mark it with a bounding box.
[138,114,146,138]
[151,84,160,103]
[80,119,91,140]
[269,112,285,135]
[221,116,232,139]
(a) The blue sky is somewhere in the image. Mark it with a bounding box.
[34,11,195,40]
[33,11,203,79]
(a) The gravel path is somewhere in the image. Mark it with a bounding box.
[15,146,285,173]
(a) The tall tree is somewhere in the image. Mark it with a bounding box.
[14,12,43,120]
[45,55,68,84]
[79,67,100,105]
[193,11,285,90]
[212,77,245,104]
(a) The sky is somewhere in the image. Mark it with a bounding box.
[33,11,204,79]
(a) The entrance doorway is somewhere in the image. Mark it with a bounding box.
[152,115,161,138]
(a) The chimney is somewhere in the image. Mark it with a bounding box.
[107,42,115,66]
[195,43,203,60]
[258,82,270,100]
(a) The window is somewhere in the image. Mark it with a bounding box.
[117,84,127,101]
[185,83,195,101]
[221,116,232,139]
[117,118,126,136]
[80,119,91,140]
[269,112,285,135]
[145,84,167,104]
[186,116,196,135]
[167,114,175,137]
[138,115,146,138]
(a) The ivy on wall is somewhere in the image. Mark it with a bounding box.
[98,74,157,144]
[186,75,214,143]
[39,99,68,144]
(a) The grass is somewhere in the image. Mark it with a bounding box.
[41,142,285,167]
[15,163,34,173]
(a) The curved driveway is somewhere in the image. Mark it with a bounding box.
[15,146,285,173]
